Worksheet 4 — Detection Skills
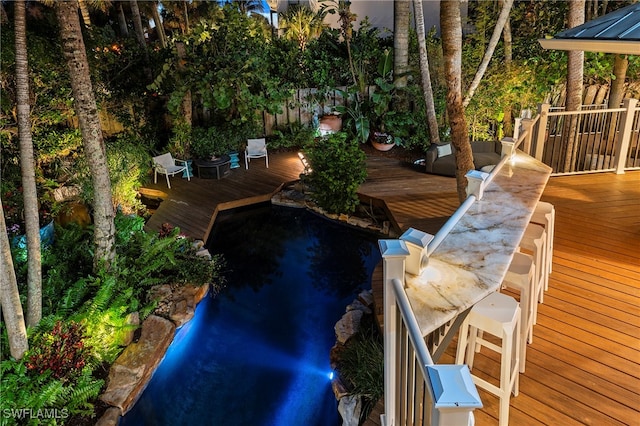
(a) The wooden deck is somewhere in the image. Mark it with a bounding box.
[140,152,640,425]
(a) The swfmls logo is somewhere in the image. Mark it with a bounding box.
[2,408,69,420]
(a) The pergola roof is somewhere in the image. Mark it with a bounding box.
[538,2,640,55]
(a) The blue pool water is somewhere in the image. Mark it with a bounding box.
[121,204,381,425]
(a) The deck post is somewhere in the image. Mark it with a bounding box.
[378,239,410,426]
[427,365,483,426]
[614,98,638,174]
[534,103,550,162]
[520,117,535,155]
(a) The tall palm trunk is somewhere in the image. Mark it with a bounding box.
[15,0,41,327]
[78,0,92,28]
[608,54,628,109]
[502,0,513,136]
[393,0,410,91]
[55,0,116,271]
[441,0,473,202]
[1,199,29,360]
[413,0,440,145]
[563,0,585,172]
[462,0,514,108]
[150,1,167,48]
[117,3,128,36]
[130,0,148,60]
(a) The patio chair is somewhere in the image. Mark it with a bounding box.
[152,153,190,189]
[245,138,269,169]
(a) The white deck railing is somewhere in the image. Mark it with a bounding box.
[530,98,639,174]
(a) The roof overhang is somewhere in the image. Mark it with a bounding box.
[538,38,640,55]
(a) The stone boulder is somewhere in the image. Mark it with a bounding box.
[149,283,209,327]
[338,395,362,426]
[100,315,175,414]
[334,309,363,345]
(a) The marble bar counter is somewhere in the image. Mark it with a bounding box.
[405,151,552,336]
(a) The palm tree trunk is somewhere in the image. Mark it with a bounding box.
[118,3,129,36]
[151,1,167,48]
[462,0,514,108]
[413,0,440,145]
[608,54,628,109]
[55,0,116,271]
[502,0,514,137]
[0,199,29,360]
[563,0,585,172]
[130,0,148,60]
[15,0,42,327]
[78,0,92,28]
[441,0,474,202]
[393,0,410,90]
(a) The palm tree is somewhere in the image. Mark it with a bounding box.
[55,0,116,271]
[279,4,326,51]
[393,0,410,91]
[1,198,29,360]
[130,0,148,58]
[413,0,440,145]
[15,0,42,327]
[441,0,474,202]
[563,0,585,172]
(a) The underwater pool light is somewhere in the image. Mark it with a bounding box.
[328,371,334,381]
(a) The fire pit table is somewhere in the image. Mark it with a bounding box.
[194,155,231,179]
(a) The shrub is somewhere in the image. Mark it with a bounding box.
[25,321,91,380]
[269,121,315,150]
[303,132,367,215]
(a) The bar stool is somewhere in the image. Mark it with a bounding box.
[456,292,521,426]
[531,201,555,288]
[502,252,535,372]
[519,223,546,323]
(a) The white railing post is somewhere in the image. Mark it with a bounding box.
[534,103,550,162]
[520,118,535,155]
[399,228,434,276]
[427,365,483,426]
[465,170,490,200]
[614,98,638,174]
[378,239,410,426]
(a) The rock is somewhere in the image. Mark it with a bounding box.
[331,377,349,399]
[192,240,205,251]
[334,310,363,344]
[52,186,81,202]
[346,299,371,315]
[121,312,140,346]
[94,407,121,426]
[100,315,175,414]
[338,394,362,426]
[196,248,212,260]
[168,284,209,327]
[358,290,374,308]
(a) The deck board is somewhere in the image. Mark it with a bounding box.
[140,152,640,425]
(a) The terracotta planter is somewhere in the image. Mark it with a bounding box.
[318,114,342,135]
[370,132,394,151]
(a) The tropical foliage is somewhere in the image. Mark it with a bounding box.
[303,132,367,215]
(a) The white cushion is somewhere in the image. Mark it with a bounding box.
[436,144,452,158]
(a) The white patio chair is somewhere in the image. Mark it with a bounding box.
[245,138,269,169]
[152,153,190,189]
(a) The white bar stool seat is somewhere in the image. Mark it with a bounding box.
[519,223,546,324]
[531,201,555,287]
[502,252,535,372]
[456,292,521,426]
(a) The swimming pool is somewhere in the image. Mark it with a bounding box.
[120,204,381,425]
